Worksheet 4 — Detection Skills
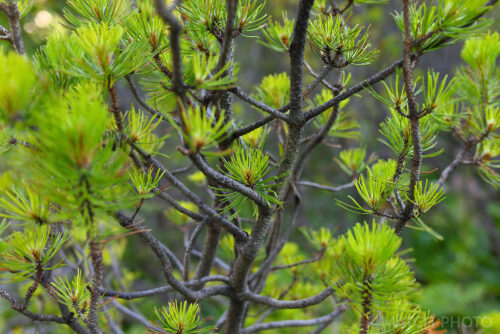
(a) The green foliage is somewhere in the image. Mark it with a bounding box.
[393,0,491,52]
[365,299,433,334]
[63,0,134,29]
[330,222,417,316]
[187,54,237,90]
[150,300,216,334]
[0,225,69,282]
[368,68,410,111]
[254,72,290,109]
[0,0,33,18]
[409,180,445,216]
[172,107,233,153]
[33,30,80,90]
[421,70,456,114]
[180,0,266,40]
[125,11,168,53]
[214,145,284,216]
[477,139,500,187]
[312,89,359,138]
[125,106,165,152]
[260,12,294,52]
[129,167,164,198]
[337,160,397,215]
[308,14,379,65]
[461,31,500,76]
[69,22,149,82]
[21,83,132,232]
[334,146,370,177]
[53,269,91,319]
[379,106,442,159]
[241,126,269,148]
[0,0,499,332]
[301,226,335,250]
[0,182,49,224]
[142,53,236,108]
[0,50,35,122]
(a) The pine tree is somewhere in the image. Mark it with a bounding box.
[0,0,499,333]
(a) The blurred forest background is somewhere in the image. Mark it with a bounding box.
[1,0,499,333]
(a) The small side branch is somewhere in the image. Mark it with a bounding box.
[240,287,334,309]
[99,275,230,300]
[240,306,346,334]
[437,145,469,187]
[0,288,66,324]
[302,58,404,122]
[183,220,206,281]
[125,74,169,122]
[297,180,354,193]
[230,87,290,121]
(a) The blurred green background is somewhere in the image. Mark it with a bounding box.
[1,0,499,333]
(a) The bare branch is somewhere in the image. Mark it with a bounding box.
[297,180,354,193]
[240,287,334,309]
[131,144,248,242]
[183,220,206,281]
[240,306,346,334]
[304,61,338,92]
[301,58,404,122]
[115,212,231,301]
[0,287,67,324]
[437,146,468,187]
[124,74,169,122]
[99,275,230,300]
[230,87,290,121]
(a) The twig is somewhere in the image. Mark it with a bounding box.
[240,287,334,309]
[297,180,354,192]
[240,306,346,334]
[230,87,290,121]
[301,58,404,122]
[125,74,169,122]
[183,219,207,281]
[0,288,66,324]
[99,275,230,300]
[304,61,338,92]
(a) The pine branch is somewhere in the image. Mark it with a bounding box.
[115,212,232,301]
[125,74,169,122]
[0,288,66,323]
[0,2,25,53]
[99,275,230,300]
[297,180,354,192]
[240,287,334,309]
[183,219,206,281]
[240,306,346,334]
[302,58,404,122]
[230,87,290,121]
[131,144,249,242]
